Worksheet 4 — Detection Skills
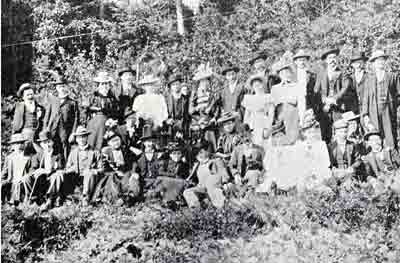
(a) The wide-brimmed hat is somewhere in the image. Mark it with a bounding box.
[137,74,160,86]
[321,48,340,60]
[333,119,348,129]
[140,124,155,141]
[167,74,183,86]
[248,74,267,87]
[9,133,27,144]
[350,51,368,63]
[364,130,381,141]
[217,111,240,125]
[301,109,318,130]
[36,130,53,142]
[342,111,360,122]
[73,126,91,136]
[17,83,35,97]
[293,49,311,60]
[221,65,239,75]
[118,67,136,77]
[369,50,388,62]
[275,61,293,73]
[249,51,268,65]
[193,63,213,81]
[93,71,113,83]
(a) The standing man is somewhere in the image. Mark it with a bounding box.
[362,50,399,149]
[12,83,45,140]
[293,49,317,118]
[248,51,280,93]
[350,51,369,114]
[314,48,355,143]
[219,64,245,120]
[43,77,79,160]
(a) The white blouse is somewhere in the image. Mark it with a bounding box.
[132,94,168,128]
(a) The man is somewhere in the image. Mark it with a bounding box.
[43,77,79,160]
[1,134,35,205]
[165,74,190,139]
[248,51,280,93]
[314,48,355,143]
[12,83,45,140]
[363,130,400,179]
[31,130,65,208]
[116,108,143,161]
[219,65,245,120]
[216,111,242,159]
[327,119,362,179]
[362,49,399,150]
[350,51,369,113]
[114,67,142,122]
[183,140,230,209]
[229,124,264,188]
[293,49,317,116]
[65,126,104,205]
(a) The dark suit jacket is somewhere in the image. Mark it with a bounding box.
[327,140,361,169]
[158,159,189,180]
[12,101,45,134]
[101,146,134,173]
[31,150,65,172]
[43,96,79,140]
[166,94,190,134]
[219,82,246,119]
[351,71,368,113]
[132,153,160,180]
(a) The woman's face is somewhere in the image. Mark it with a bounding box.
[251,80,264,94]
[121,72,134,89]
[223,120,236,133]
[109,137,122,150]
[294,57,308,70]
[196,149,209,163]
[373,57,386,71]
[98,82,111,93]
[369,135,382,152]
[170,81,182,95]
[335,127,348,141]
[225,70,236,82]
[253,59,266,73]
[144,141,155,153]
[56,84,69,98]
[170,150,183,162]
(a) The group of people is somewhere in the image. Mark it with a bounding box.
[2,46,400,210]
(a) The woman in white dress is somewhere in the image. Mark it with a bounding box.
[242,75,274,146]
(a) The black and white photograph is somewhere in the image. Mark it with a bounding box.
[1,0,400,262]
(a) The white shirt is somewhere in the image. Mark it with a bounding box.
[354,70,364,84]
[132,93,168,128]
[25,101,36,113]
[376,70,385,82]
[228,80,237,94]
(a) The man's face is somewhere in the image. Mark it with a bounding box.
[121,72,134,89]
[40,139,54,152]
[225,70,236,82]
[373,57,386,71]
[181,85,189,96]
[109,137,122,150]
[351,60,365,72]
[170,150,182,162]
[369,135,382,152]
[56,84,69,98]
[76,135,88,147]
[335,127,348,141]
[223,120,235,133]
[253,59,266,73]
[326,53,338,69]
[294,57,308,70]
[170,81,182,95]
[23,89,35,102]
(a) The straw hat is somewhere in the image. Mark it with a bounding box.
[137,74,160,86]
[193,63,213,81]
[221,65,239,75]
[167,74,183,86]
[118,67,136,77]
[17,83,35,97]
[9,133,27,144]
[342,111,360,122]
[333,119,348,129]
[72,126,91,136]
[36,130,53,142]
[364,130,381,141]
[93,71,113,83]
[249,51,268,65]
[293,49,311,60]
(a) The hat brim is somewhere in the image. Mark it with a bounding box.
[364,131,381,141]
[217,115,239,124]
[193,73,213,81]
[293,54,311,60]
[221,67,239,75]
[93,77,113,83]
[9,138,27,144]
[168,78,183,86]
[321,49,340,60]
[346,115,360,121]
[36,137,52,143]
[369,55,388,62]
[138,79,160,86]
[17,85,35,97]
[350,57,368,63]
[73,131,91,137]
[276,64,292,73]
[118,69,136,77]
[249,54,268,65]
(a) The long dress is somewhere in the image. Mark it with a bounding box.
[87,91,117,150]
[242,94,274,146]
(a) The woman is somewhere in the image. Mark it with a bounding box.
[87,71,118,150]
[242,75,274,146]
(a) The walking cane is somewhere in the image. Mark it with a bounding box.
[28,174,40,202]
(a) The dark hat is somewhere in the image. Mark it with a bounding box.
[221,65,239,75]
[118,67,136,77]
[72,126,91,136]
[17,83,35,97]
[194,139,211,152]
[124,108,136,119]
[350,51,368,63]
[293,49,311,60]
[364,130,381,141]
[167,141,184,152]
[217,111,240,125]
[321,48,340,60]
[36,130,53,142]
[140,124,155,141]
[167,74,183,86]
[249,51,268,65]
[9,133,27,144]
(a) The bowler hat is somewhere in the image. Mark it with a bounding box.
[17,83,35,97]
[321,48,340,60]
[72,126,91,137]
[249,51,268,65]
[36,130,53,142]
[369,50,388,62]
[217,111,240,125]
[118,67,136,77]
[93,71,113,83]
[364,130,381,141]
[221,65,239,76]
[293,49,311,60]
[350,51,368,63]
[9,133,27,144]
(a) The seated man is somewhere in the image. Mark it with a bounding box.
[156,141,190,208]
[93,131,140,204]
[328,119,362,181]
[116,109,143,161]
[1,134,35,205]
[65,126,103,205]
[216,111,242,161]
[183,141,230,209]
[31,131,65,208]
[229,124,264,189]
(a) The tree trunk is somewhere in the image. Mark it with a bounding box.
[175,0,185,36]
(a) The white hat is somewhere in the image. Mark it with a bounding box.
[93,71,113,83]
